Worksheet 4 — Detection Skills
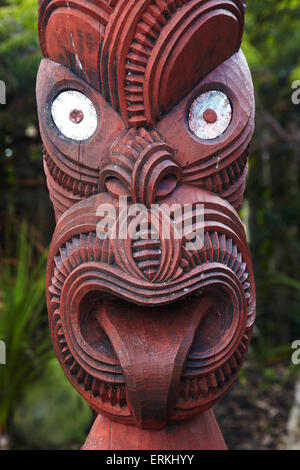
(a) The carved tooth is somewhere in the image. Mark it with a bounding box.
[49,284,61,297]
[223,362,232,377]
[216,368,225,385]
[233,252,242,272]
[128,116,147,127]
[148,5,167,26]
[238,342,247,354]
[128,52,148,66]
[71,236,81,262]
[53,312,61,323]
[110,386,118,406]
[229,356,238,370]
[100,382,109,402]
[52,166,59,179]
[240,272,249,283]
[106,384,113,402]
[87,232,96,261]
[221,168,230,189]
[64,354,73,365]
[51,276,62,291]
[79,233,88,263]
[54,255,62,267]
[228,243,238,269]
[141,12,160,33]
[77,368,86,384]
[198,376,209,396]
[53,266,65,283]
[235,349,242,363]
[212,173,223,194]
[125,85,144,94]
[83,374,92,391]
[126,60,147,74]
[91,379,100,398]
[181,379,190,401]
[70,361,79,375]
[59,247,73,273]
[84,184,91,198]
[227,165,235,185]
[204,232,213,262]
[117,385,126,408]
[224,238,232,265]
[190,378,198,400]
[207,373,218,391]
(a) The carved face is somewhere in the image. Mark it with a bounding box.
[37,0,255,429]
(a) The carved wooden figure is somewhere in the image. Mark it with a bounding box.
[36,0,256,450]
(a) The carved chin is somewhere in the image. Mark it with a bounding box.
[46,188,255,429]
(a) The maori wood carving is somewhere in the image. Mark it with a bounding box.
[37,0,256,450]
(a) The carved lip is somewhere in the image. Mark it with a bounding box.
[50,286,251,426]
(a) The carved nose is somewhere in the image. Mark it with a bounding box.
[99,128,182,207]
[97,296,214,429]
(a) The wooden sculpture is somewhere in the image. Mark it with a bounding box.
[36,0,256,450]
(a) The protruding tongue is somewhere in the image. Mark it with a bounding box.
[98,295,214,429]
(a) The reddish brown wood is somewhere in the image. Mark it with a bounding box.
[82,410,227,450]
[37,0,256,450]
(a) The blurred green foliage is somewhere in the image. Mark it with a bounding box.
[13,358,93,449]
[0,0,40,141]
[0,0,53,240]
[0,221,93,449]
[0,221,51,434]
[242,0,300,350]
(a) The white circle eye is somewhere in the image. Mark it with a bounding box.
[51,90,98,141]
[188,90,232,140]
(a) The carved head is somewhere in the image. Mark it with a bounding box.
[37,0,255,429]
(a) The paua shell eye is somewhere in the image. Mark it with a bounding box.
[51,90,98,141]
[188,90,232,140]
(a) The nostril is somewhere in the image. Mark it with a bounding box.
[104,177,131,199]
[156,174,179,200]
[100,128,181,206]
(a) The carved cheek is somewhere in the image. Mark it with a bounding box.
[46,188,255,429]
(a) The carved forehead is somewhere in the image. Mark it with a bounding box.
[38,0,246,128]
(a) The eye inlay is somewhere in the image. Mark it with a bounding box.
[51,90,98,141]
[188,90,232,140]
